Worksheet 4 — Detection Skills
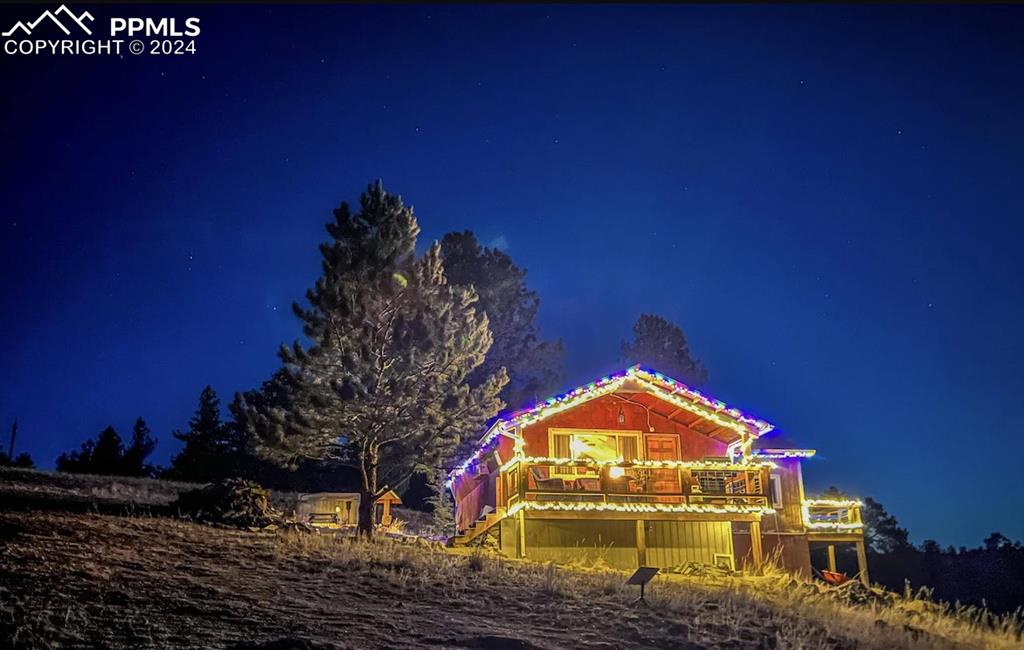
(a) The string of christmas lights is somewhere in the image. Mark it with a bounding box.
[751,449,816,459]
[447,365,776,487]
[506,500,775,517]
[802,499,865,532]
[497,455,776,473]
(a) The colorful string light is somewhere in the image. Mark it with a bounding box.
[447,365,776,487]
[505,500,776,517]
[752,449,816,460]
[497,455,776,473]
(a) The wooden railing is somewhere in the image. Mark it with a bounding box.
[455,474,491,532]
[501,460,770,509]
[803,499,864,533]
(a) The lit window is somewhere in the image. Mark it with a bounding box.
[551,431,640,462]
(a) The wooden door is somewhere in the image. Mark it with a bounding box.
[645,435,681,493]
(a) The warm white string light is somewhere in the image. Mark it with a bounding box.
[802,499,865,531]
[505,500,775,517]
[447,365,775,488]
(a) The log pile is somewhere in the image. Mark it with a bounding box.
[665,561,740,577]
[824,578,897,607]
[172,478,311,531]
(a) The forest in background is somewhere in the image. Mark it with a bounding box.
[5,182,1022,614]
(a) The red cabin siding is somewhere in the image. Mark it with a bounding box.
[519,393,730,460]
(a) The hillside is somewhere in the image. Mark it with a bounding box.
[0,469,1020,649]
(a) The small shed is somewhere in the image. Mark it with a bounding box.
[295,490,402,527]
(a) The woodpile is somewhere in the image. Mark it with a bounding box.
[172,478,312,532]
[665,561,740,577]
[824,578,897,607]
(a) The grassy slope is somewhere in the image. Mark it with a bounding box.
[0,470,1019,649]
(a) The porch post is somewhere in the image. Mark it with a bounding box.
[855,540,870,586]
[517,509,527,558]
[636,519,647,566]
[749,520,763,571]
[826,544,837,573]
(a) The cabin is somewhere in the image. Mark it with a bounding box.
[447,366,868,584]
[295,490,402,528]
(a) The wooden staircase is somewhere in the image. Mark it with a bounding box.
[449,509,504,547]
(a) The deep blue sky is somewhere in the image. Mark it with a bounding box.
[2,4,1022,547]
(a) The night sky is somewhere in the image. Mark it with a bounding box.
[3,4,1023,547]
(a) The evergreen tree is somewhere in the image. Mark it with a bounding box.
[439,230,563,409]
[166,386,236,482]
[56,426,125,475]
[11,452,34,468]
[122,417,157,477]
[91,426,125,473]
[862,496,912,554]
[239,182,507,536]
[622,313,708,386]
[0,451,35,468]
[425,468,455,537]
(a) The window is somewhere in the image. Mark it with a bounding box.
[770,474,783,508]
[693,470,757,495]
[550,429,641,462]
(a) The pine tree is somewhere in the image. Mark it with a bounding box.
[862,496,912,554]
[0,451,35,468]
[11,453,34,468]
[425,468,455,537]
[440,230,563,409]
[167,387,236,482]
[122,417,157,477]
[622,313,708,386]
[239,182,507,536]
[56,426,125,475]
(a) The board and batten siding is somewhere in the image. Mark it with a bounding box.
[646,520,734,568]
[524,519,638,569]
[505,518,734,570]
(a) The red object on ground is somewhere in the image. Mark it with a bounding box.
[821,570,849,585]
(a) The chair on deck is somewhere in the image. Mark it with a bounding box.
[529,466,566,491]
[574,476,601,492]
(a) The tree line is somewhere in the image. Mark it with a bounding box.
[820,488,1024,614]
[38,181,1024,611]
[48,182,707,523]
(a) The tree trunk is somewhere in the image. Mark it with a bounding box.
[357,488,375,538]
[357,445,378,538]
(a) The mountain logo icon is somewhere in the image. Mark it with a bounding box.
[3,5,94,37]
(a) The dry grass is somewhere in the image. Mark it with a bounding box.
[2,470,1020,648]
[0,466,197,511]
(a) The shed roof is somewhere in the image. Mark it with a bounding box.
[298,490,402,504]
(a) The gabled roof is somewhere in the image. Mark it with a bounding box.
[499,365,774,437]
[448,365,775,485]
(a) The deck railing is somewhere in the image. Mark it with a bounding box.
[802,498,864,532]
[500,459,770,510]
